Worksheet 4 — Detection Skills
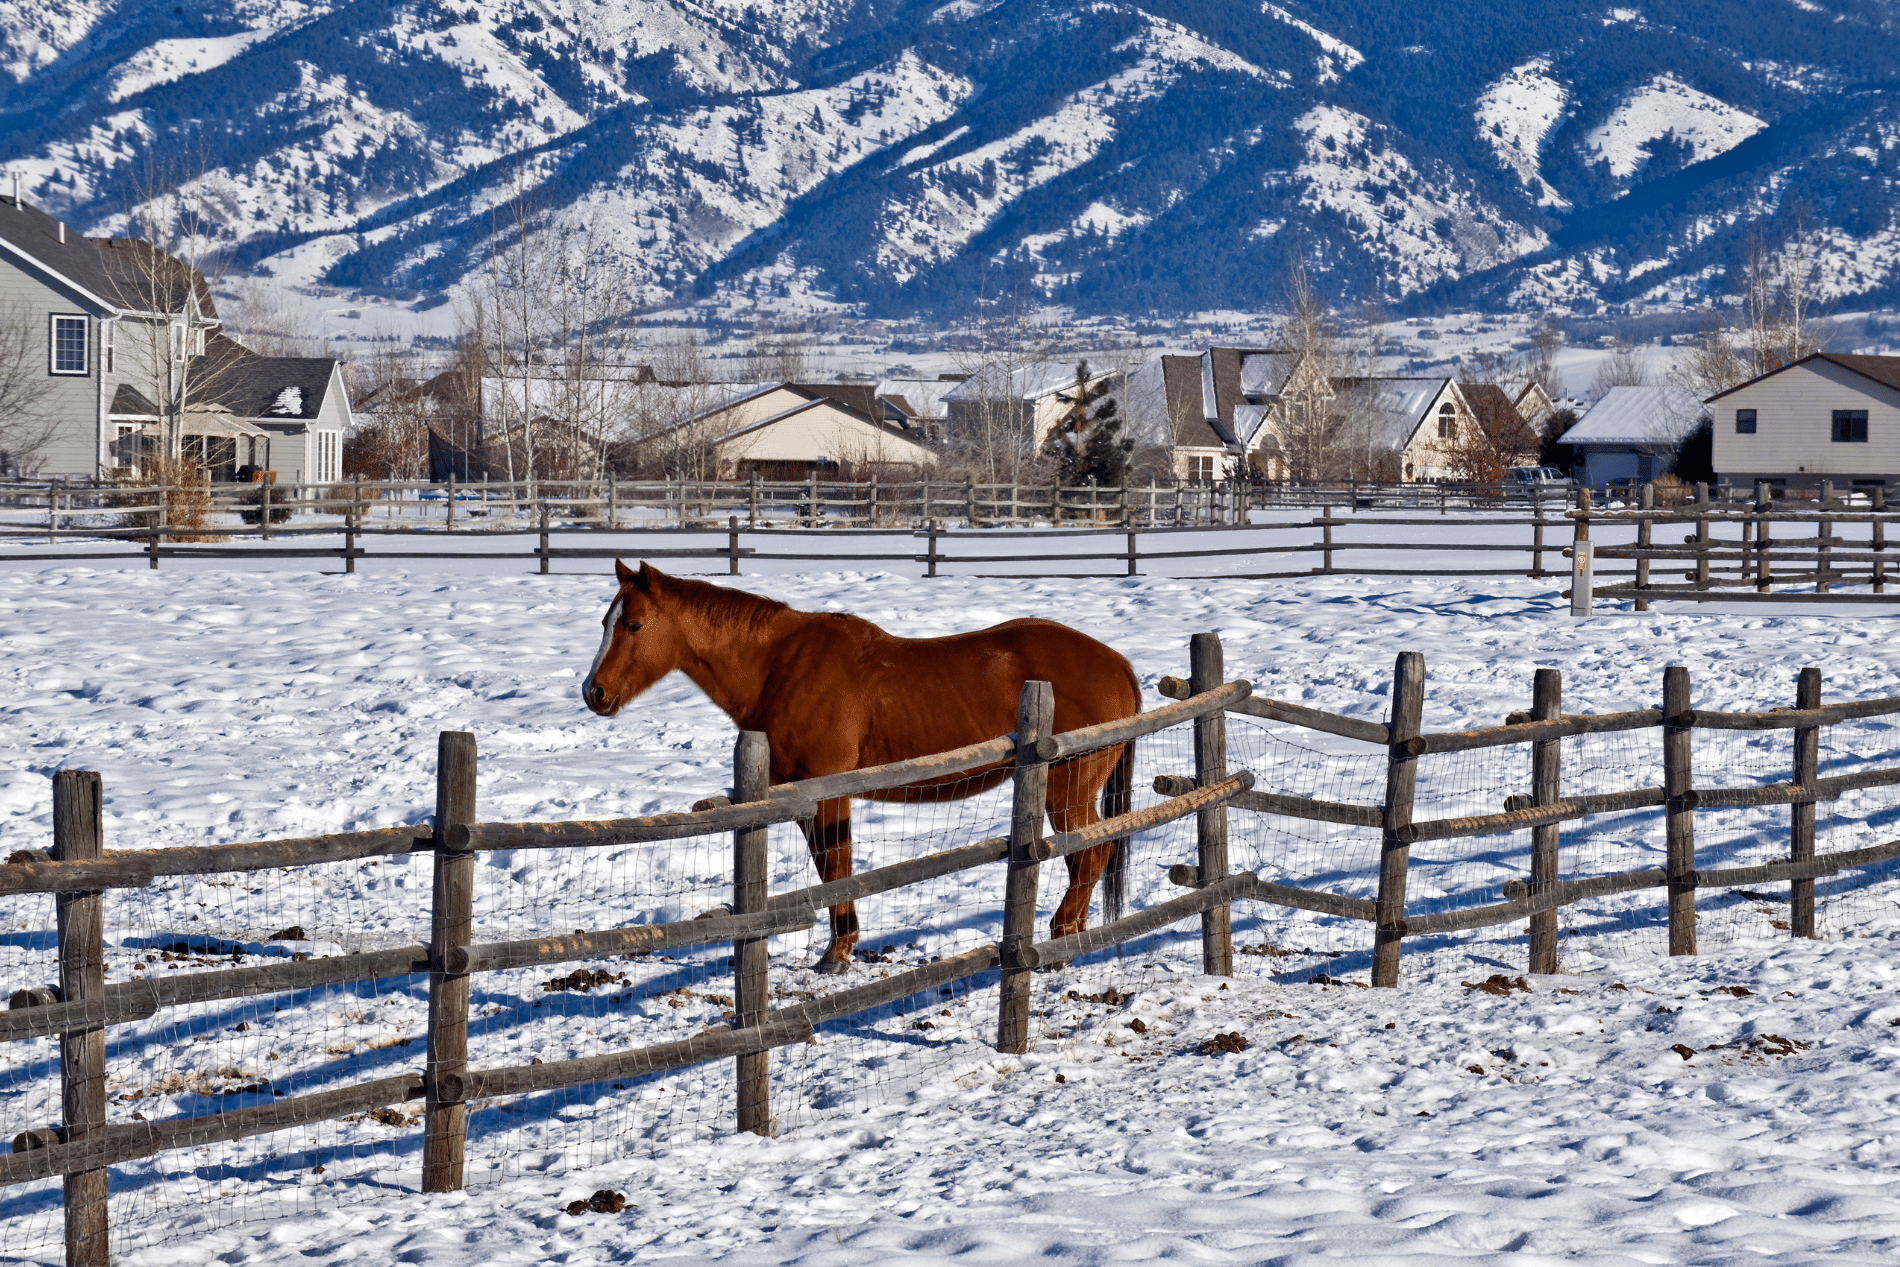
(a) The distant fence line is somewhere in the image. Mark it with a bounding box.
[5,476,1899,605]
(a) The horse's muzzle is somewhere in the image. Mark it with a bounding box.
[580,680,620,716]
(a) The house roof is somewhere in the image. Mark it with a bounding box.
[109,383,160,417]
[1161,355,1234,450]
[0,196,213,316]
[1704,351,1900,403]
[1332,377,1455,450]
[941,359,1115,403]
[875,378,959,420]
[192,355,343,422]
[714,396,934,454]
[1560,386,1707,446]
[1464,382,1542,454]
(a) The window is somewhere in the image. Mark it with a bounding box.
[312,430,340,483]
[1186,454,1215,483]
[50,315,87,375]
[1437,403,1456,439]
[1832,409,1869,443]
[1735,409,1757,434]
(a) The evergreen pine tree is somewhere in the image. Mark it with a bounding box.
[1041,360,1131,486]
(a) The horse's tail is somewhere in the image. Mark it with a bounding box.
[1102,738,1135,925]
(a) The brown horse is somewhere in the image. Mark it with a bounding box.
[581,561,1140,973]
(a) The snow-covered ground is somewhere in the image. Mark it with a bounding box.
[2,545,1899,1265]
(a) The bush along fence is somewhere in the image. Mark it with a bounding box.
[7,633,1900,1261]
[1567,480,1900,608]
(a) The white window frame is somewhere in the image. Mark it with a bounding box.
[50,314,88,376]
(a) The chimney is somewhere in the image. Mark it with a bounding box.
[57,222,65,244]
[9,172,16,209]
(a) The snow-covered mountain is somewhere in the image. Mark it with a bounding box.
[6,0,1900,320]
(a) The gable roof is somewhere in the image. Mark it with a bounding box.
[1464,382,1542,454]
[941,359,1116,403]
[1560,386,1707,445]
[0,196,214,317]
[192,355,344,422]
[1704,351,1900,403]
[1330,377,1457,450]
[713,396,935,455]
[1161,354,1234,450]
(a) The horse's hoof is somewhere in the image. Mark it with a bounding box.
[812,957,851,976]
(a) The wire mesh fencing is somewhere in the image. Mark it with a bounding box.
[8,646,1900,1266]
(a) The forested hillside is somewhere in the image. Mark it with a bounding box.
[4,0,1897,317]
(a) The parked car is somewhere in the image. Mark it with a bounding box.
[1506,466,1569,487]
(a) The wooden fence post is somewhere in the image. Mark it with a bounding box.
[1663,667,1696,957]
[1874,487,1887,593]
[1528,669,1562,975]
[732,730,773,1135]
[965,475,977,528]
[1125,519,1137,577]
[1191,634,1233,976]
[1756,482,1773,592]
[259,480,271,543]
[1817,482,1834,594]
[998,680,1054,1054]
[447,472,457,532]
[1693,484,1711,589]
[1791,666,1821,939]
[1371,651,1425,987]
[1633,482,1653,612]
[925,520,939,579]
[1531,485,1545,576]
[424,731,477,1192]
[346,475,360,575]
[55,769,108,1267]
[148,483,165,570]
[1321,503,1334,574]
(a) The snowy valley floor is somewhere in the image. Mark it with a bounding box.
[2,557,1900,1264]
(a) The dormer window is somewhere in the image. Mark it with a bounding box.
[50,315,87,374]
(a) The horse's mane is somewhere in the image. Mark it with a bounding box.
[660,573,792,636]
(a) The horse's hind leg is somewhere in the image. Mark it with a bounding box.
[800,797,859,974]
[1046,749,1119,938]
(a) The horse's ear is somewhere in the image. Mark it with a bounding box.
[633,561,656,593]
[614,558,634,584]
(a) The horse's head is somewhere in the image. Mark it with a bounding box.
[581,560,680,717]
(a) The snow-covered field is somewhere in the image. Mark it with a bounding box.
[3,550,1900,1265]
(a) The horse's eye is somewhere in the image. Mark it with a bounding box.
[624,619,643,633]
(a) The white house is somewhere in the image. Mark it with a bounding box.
[941,359,1123,451]
[1706,353,1900,493]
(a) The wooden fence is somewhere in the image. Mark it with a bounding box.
[1568,479,1899,607]
[6,632,1900,1261]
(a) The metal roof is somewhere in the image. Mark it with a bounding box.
[1560,386,1707,445]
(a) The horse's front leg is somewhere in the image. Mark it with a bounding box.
[800,797,859,973]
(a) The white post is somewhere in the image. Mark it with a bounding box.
[1570,540,1594,616]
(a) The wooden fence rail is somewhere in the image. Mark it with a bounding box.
[7,634,1900,1263]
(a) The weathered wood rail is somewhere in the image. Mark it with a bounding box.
[8,632,1900,1263]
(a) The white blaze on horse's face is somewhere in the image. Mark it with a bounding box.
[581,595,626,716]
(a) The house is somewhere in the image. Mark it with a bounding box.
[941,359,1123,453]
[875,376,961,439]
[1462,383,1544,466]
[1706,352,1900,493]
[0,191,347,482]
[645,382,937,479]
[1157,347,1299,480]
[1556,386,1707,486]
[1331,377,1482,482]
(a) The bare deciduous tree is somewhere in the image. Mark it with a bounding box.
[0,298,62,473]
